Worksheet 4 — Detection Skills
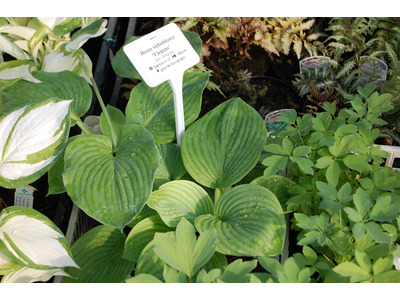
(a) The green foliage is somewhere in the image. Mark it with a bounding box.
[262,83,400,282]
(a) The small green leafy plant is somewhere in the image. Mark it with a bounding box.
[261,82,400,282]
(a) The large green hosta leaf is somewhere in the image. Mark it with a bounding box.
[0,206,77,270]
[63,124,159,230]
[195,184,286,257]
[64,225,135,283]
[148,180,214,227]
[0,99,71,188]
[181,98,267,189]
[0,70,92,125]
[125,72,209,144]
[112,29,203,79]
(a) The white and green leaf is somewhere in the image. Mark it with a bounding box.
[0,99,71,188]
[0,206,77,270]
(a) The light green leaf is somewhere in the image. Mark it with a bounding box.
[148,180,214,227]
[315,156,332,169]
[195,185,286,257]
[0,99,71,189]
[262,155,289,177]
[372,256,394,276]
[153,218,217,278]
[163,265,188,283]
[123,215,173,263]
[290,156,314,174]
[333,262,369,282]
[126,72,209,144]
[218,259,257,283]
[353,188,370,219]
[126,273,163,283]
[257,255,284,276]
[182,98,267,189]
[63,124,159,230]
[292,145,311,157]
[370,196,400,222]
[364,222,391,244]
[0,206,77,270]
[344,207,362,223]
[263,144,287,155]
[282,138,294,155]
[196,268,221,283]
[343,154,372,172]
[373,270,400,283]
[64,225,135,283]
[298,231,320,246]
[355,247,371,273]
[326,160,340,187]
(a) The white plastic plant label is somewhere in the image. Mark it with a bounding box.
[123,23,200,87]
[14,186,34,208]
[123,23,200,146]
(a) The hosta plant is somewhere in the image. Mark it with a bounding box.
[0,22,287,283]
[260,82,400,282]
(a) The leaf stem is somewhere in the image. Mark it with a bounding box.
[75,118,92,135]
[90,76,118,148]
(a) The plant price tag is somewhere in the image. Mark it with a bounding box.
[14,186,34,208]
[123,23,200,146]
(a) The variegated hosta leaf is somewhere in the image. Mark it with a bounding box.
[195,184,286,257]
[1,264,71,283]
[125,72,209,144]
[123,215,173,263]
[65,19,107,53]
[0,206,78,270]
[0,33,31,60]
[0,99,71,189]
[34,17,82,36]
[0,25,36,41]
[148,180,214,227]
[153,143,187,190]
[63,124,159,230]
[0,70,92,125]
[0,60,41,83]
[181,98,267,189]
[64,225,135,283]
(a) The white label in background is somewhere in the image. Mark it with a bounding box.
[123,23,200,87]
[14,186,34,208]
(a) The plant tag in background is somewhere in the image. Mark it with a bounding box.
[123,23,200,146]
[14,186,34,208]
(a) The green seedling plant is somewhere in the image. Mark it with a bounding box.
[260,82,400,282]
[0,20,287,283]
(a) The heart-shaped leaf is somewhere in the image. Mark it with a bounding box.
[182,98,267,189]
[125,72,209,144]
[0,206,77,270]
[148,180,214,227]
[64,225,135,283]
[63,124,159,230]
[0,70,92,125]
[0,99,71,189]
[195,184,286,257]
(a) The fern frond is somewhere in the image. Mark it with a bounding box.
[336,60,356,79]
[386,42,400,70]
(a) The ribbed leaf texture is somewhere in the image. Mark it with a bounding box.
[181,98,267,189]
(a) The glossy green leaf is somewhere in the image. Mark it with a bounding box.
[148,180,214,227]
[63,124,159,230]
[195,184,285,256]
[100,105,127,146]
[0,99,71,189]
[153,143,187,190]
[126,72,209,144]
[0,206,77,270]
[183,98,267,189]
[64,225,134,283]
[123,215,173,263]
